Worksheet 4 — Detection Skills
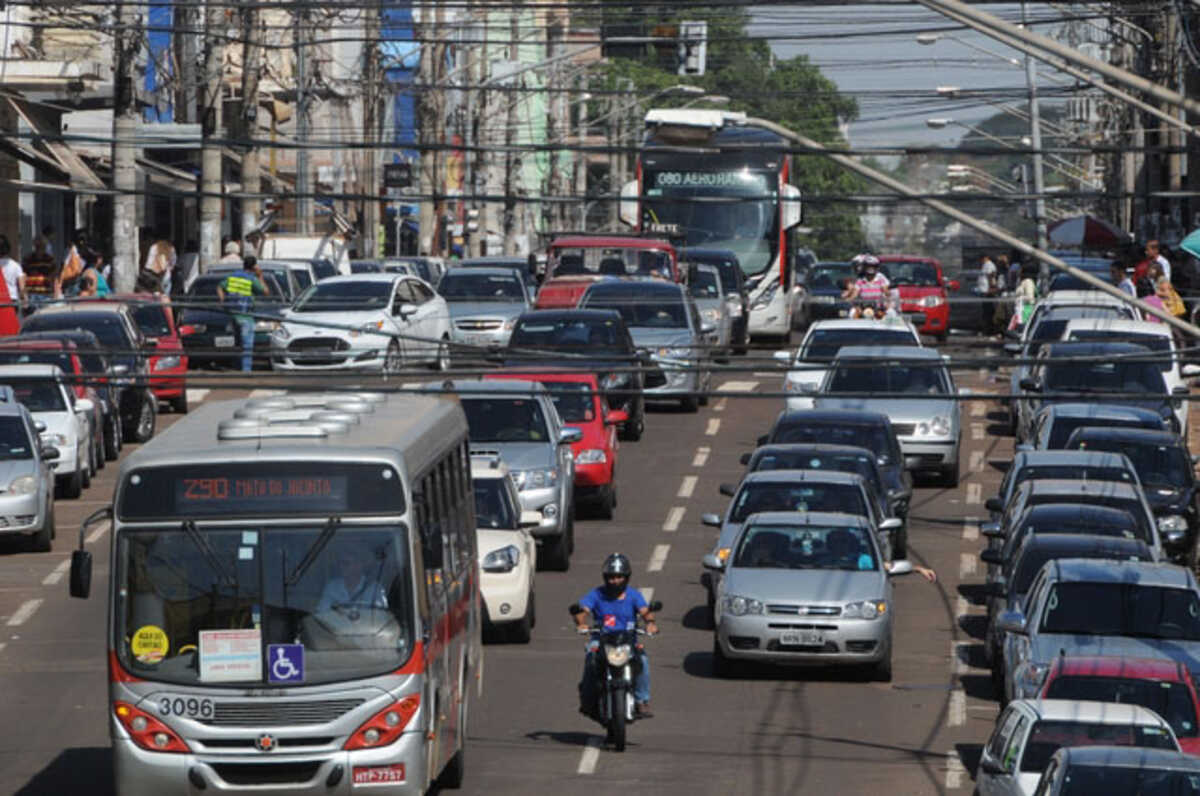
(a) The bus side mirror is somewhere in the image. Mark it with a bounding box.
[618,180,639,227]
[781,184,802,229]
[69,549,92,599]
[423,533,444,571]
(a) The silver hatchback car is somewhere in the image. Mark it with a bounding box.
[705,511,915,681]
[0,384,58,550]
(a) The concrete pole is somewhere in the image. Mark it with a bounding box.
[362,0,381,258]
[465,6,482,258]
[416,0,435,254]
[502,13,519,254]
[199,0,224,270]
[575,74,588,230]
[240,0,262,247]
[1020,2,1047,253]
[111,0,140,293]
[294,2,311,235]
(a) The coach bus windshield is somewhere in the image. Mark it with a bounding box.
[641,169,779,276]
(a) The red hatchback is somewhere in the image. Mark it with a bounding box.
[485,371,627,518]
[107,294,189,413]
[1040,656,1200,756]
[877,255,958,341]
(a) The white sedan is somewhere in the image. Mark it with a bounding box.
[473,458,539,643]
[270,274,451,371]
[777,318,921,410]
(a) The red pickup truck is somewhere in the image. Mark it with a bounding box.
[535,236,679,310]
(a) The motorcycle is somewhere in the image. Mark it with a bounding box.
[569,599,662,752]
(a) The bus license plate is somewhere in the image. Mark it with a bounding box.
[214,335,235,347]
[781,631,823,646]
[353,764,406,785]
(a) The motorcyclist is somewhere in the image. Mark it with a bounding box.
[573,552,658,719]
[844,253,889,318]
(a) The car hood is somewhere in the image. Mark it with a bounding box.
[467,441,554,470]
[33,411,76,437]
[723,566,886,604]
[787,361,830,387]
[694,297,723,314]
[815,396,957,420]
[282,309,383,333]
[1031,633,1200,669]
[629,328,693,350]
[565,420,608,453]
[447,301,525,320]
[0,458,38,486]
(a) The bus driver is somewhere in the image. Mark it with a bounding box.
[317,544,389,618]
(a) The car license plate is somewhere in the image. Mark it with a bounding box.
[353,764,406,785]
[463,333,490,346]
[781,631,823,646]
[214,335,235,347]
[837,309,849,317]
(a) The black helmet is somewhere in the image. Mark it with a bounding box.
[602,553,632,578]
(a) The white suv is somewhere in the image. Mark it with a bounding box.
[0,364,94,498]
[472,455,540,643]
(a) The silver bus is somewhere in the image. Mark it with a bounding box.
[68,390,481,795]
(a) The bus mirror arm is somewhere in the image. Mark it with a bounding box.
[70,506,111,600]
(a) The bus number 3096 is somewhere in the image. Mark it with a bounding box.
[159,697,216,719]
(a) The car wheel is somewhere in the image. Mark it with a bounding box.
[129,395,157,443]
[680,394,699,413]
[540,531,570,572]
[891,526,908,561]
[940,465,959,488]
[597,484,615,520]
[431,337,451,372]
[509,593,533,644]
[30,506,53,552]
[81,457,91,489]
[619,412,643,442]
[872,648,893,683]
[383,340,402,374]
[59,469,82,500]
[170,392,189,414]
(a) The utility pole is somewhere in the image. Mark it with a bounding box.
[294,1,311,235]
[464,5,483,258]
[502,13,519,253]
[199,0,225,269]
[111,0,140,293]
[239,0,262,248]
[1021,1,1047,254]
[362,0,381,257]
[417,0,436,254]
[575,73,588,230]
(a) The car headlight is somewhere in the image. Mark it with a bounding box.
[811,295,836,305]
[273,324,291,340]
[723,594,764,616]
[575,448,607,464]
[9,475,36,495]
[655,346,691,361]
[785,379,814,394]
[41,434,67,447]
[919,295,945,308]
[701,308,721,323]
[480,544,520,573]
[503,317,518,331]
[152,356,181,371]
[842,600,887,620]
[512,468,558,491]
[600,372,630,390]
[727,302,743,318]
[1158,515,1189,532]
[254,319,280,333]
[930,416,951,436]
[349,320,385,338]
[1016,661,1050,697]
[605,643,633,667]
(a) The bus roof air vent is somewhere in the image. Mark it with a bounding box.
[644,109,747,143]
[217,419,332,440]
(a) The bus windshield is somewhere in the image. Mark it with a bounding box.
[642,169,779,276]
[115,525,415,686]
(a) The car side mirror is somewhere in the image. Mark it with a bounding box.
[756,434,768,447]
[978,756,1005,776]
[773,350,792,363]
[558,427,583,445]
[879,518,902,531]
[1018,377,1040,392]
[395,302,418,318]
[1183,364,1200,378]
[985,497,1004,514]
[995,610,1027,635]
[701,553,725,571]
[700,322,716,335]
[985,581,1007,598]
[75,398,94,414]
[947,280,960,291]
[980,549,1003,565]
[701,512,722,528]
[887,559,914,576]
[739,452,751,466]
[718,482,736,497]
[519,510,542,529]
[605,409,629,425]
[981,522,1004,538]
[40,444,60,461]
[34,420,46,433]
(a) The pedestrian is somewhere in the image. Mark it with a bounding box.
[143,232,176,295]
[215,255,270,372]
[0,236,24,310]
[1009,261,1038,331]
[57,231,89,298]
[977,253,999,335]
[1112,262,1135,296]
[21,235,56,308]
[993,254,1011,330]
[1155,270,1185,318]
[1147,239,1171,282]
[76,254,111,298]
[218,239,243,265]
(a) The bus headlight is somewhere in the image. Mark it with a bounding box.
[481,544,520,573]
[343,695,421,750]
[752,283,779,310]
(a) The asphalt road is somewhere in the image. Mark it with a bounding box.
[0,335,1035,795]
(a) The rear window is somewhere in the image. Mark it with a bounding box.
[1020,719,1176,772]
[131,304,172,337]
[0,416,32,460]
[1045,675,1198,738]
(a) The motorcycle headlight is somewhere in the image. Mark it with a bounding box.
[605,643,633,667]
[1158,515,1189,533]
[1016,661,1050,698]
[152,356,181,371]
[575,448,607,464]
[842,600,887,620]
[723,594,764,616]
[919,295,945,308]
[701,308,721,323]
[480,544,520,573]
[9,475,36,495]
[512,468,557,491]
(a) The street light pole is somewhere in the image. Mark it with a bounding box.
[1021,1,1047,252]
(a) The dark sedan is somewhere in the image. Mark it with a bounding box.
[177,272,288,369]
[796,261,854,329]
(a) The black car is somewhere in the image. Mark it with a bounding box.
[21,303,158,442]
[681,248,748,350]
[758,409,912,518]
[796,261,854,328]
[504,309,646,441]
[177,272,287,369]
[1067,426,1200,564]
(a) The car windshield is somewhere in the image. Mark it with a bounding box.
[880,261,939,286]
[293,281,391,312]
[460,397,549,443]
[688,269,721,299]
[1026,493,1151,539]
[439,273,525,302]
[291,268,315,289]
[1021,720,1177,772]
[1045,676,1198,739]
[1075,441,1191,489]
[1058,764,1200,794]
[771,423,894,464]
[751,451,876,485]
[1068,331,1174,372]
[801,329,917,362]
[549,247,673,280]
[732,523,878,571]
[0,349,74,375]
[131,304,172,337]
[7,378,66,412]
[474,478,517,530]
[808,265,853,290]
[114,526,414,686]
[729,482,867,523]
[0,416,32,460]
[1013,465,1134,490]
[1049,417,1164,449]
[311,261,337,280]
[584,294,687,328]
[826,359,950,395]
[509,318,626,353]
[22,314,130,349]
[543,382,596,423]
[1041,582,1200,639]
[1044,357,1168,394]
[1012,544,1148,595]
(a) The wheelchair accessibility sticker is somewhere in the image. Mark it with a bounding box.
[267,644,305,684]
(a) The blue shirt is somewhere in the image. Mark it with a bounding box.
[579,586,647,632]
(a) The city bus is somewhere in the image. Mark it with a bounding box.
[68,390,481,795]
[619,108,806,341]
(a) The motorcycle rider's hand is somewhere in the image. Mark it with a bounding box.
[645,621,659,636]
[576,625,591,635]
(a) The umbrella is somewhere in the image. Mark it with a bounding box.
[1046,215,1130,250]
[1180,227,1200,260]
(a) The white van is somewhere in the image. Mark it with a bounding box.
[257,234,350,275]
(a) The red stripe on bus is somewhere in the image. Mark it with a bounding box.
[109,650,143,683]
[393,641,426,675]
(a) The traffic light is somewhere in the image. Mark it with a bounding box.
[678,20,707,76]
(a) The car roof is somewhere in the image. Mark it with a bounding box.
[1042,341,1151,357]
[486,371,599,387]
[877,255,942,266]
[753,443,875,459]
[1051,655,1188,682]
[1042,290,1130,305]
[0,363,63,378]
[442,267,523,278]
[1039,402,1162,422]
[740,510,870,528]
[458,256,528,266]
[0,338,69,350]
[1047,558,1191,587]
[679,248,738,261]
[1016,698,1174,726]
[1054,745,1200,771]
[432,378,549,396]
[551,236,673,251]
[1013,449,1132,467]
[516,309,622,323]
[776,408,892,426]
[1063,318,1173,336]
[17,329,100,344]
[835,345,942,360]
[741,468,863,486]
[27,303,126,317]
[807,318,918,333]
[315,274,401,285]
[1016,533,1148,558]
[1019,504,1138,525]
[1023,479,1140,497]
[1070,427,1182,446]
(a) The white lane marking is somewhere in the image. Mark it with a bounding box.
[968,450,984,473]
[186,388,211,405]
[705,419,721,436]
[959,553,977,578]
[945,751,966,790]
[970,401,986,417]
[970,424,984,441]
[42,559,70,586]
[662,507,685,532]
[717,380,759,393]
[677,476,697,499]
[956,595,969,620]
[952,641,968,676]
[977,367,988,381]
[966,483,982,505]
[642,587,655,604]
[948,689,966,727]
[6,598,43,627]
[86,522,111,545]
[0,642,6,654]
[248,389,283,398]
[576,737,602,775]
[692,446,711,468]
[647,544,670,572]
[962,517,979,542]
[713,398,727,412]
[751,371,776,378]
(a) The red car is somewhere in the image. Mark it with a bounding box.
[485,371,627,518]
[877,255,959,341]
[107,293,189,413]
[535,236,679,310]
[1040,655,1200,756]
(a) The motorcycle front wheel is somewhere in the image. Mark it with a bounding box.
[608,688,627,752]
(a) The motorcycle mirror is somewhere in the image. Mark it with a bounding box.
[648,600,663,613]
[567,602,582,615]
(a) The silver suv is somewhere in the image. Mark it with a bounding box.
[0,385,58,550]
[437,379,580,571]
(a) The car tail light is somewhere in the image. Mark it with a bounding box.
[178,325,195,336]
[343,695,421,750]
[113,701,190,753]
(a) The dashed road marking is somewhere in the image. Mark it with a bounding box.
[647,544,670,572]
[577,737,602,775]
[7,598,43,627]
[948,689,966,727]
[642,587,655,604]
[966,483,982,505]
[752,371,776,378]
[713,398,727,412]
[945,751,966,790]
[0,642,6,654]
[186,388,211,405]
[692,447,711,467]
[952,641,969,676]
[717,380,760,393]
[956,595,969,620]
[248,389,284,398]
[970,401,986,417]
[968,450,984,473]
[959,553,977,578]
[42,559,70,586]
[962,516,979,542]
[970,424,984,441]
[662,507,685,532]
[677,476,697,499]
[86,522,111,545]
[705,419,721,436]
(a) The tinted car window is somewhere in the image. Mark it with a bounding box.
[1073,439,1190,489]
[1020,721,1176,772]
[474,478,517,530]
[543,382,595,423]
[808,265,853,290]
[688,268,721,299]
[751,451,875,484]
[1048,417,1166,449]
[1068,331,1173,371]
[802,329,917,362]
[509,318,627,352]
[733,523,877,571]
[293,281,391,312]
[8,379,66,412]
[439,273,524,301]
[880,262,938,286]
[827,360,950,395]
[0,350,75,375]
[461,398,549,443]
[771,422,894,463]
[131,304,172,337]
[585,293,687,328]
[1043,358,1167,394]
[23,314,131,348]
[0,416,33,459]
[1041,583,1200,640]
[1058,765,1200,795]
[730,482,867,523]
[1045,676,1198,738]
